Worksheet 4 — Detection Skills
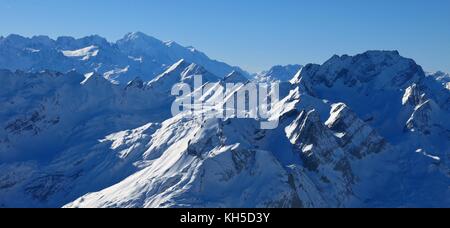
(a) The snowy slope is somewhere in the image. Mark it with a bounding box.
[64,108,383,208]
[0,61,223,207]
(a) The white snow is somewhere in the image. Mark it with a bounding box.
[128,56,143,63]
[303,144,314,152]
[24,48,40,53]
[62,45,99,60]
[103,66,130,80]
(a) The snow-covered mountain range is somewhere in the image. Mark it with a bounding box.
[0,33,448,208]
[0,32,248,84]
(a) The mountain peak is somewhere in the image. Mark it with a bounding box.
[82,35,109,44]
[164,40,182,48]
[147,60,220,92]
[257,64,303,82]
[3,34,28,45]
[324,50,402,66]
[30,35,53,44]
[5,34,26,40]
[429,71,449,80]
[364,50,400,56]
[295,50,424,89]
[120,32,161,45]
[124,31,148,39]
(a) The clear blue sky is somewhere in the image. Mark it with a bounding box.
[0,0,449,73]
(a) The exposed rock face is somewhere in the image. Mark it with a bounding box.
[287,110,342,171]
[326,103,388,159]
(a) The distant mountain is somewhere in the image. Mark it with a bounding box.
[0,32,248,84]
[255,64,303,82]
[0,43,448,207]
[117,32,248,80]
[428,71,450,90]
